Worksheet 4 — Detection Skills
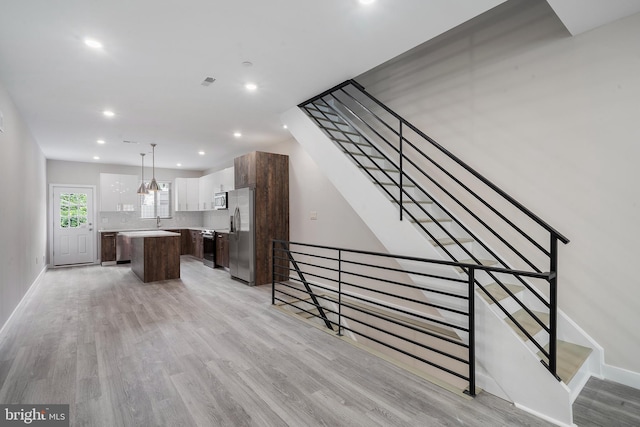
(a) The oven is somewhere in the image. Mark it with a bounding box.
[202,230,215,268]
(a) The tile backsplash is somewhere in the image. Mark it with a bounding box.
[99,211,203,230]
[203,209,230,230]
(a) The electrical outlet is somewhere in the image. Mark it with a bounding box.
[310,211,318,220]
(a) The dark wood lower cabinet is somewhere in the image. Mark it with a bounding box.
[190,230,203,259]
[100,232,117,264]
[215,232,229,268]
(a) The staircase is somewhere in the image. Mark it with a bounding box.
[282,80,603,426]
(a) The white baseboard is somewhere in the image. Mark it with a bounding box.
[0,266,47,340]
[603,363,640,390]
[514,403,575,427]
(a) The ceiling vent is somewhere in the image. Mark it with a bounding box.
[123,140,138,144]
[201,77,216,86]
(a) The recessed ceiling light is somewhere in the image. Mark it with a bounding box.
[233,132,242,138]
[97,139,105,144]
[93,156,100,160]
[359,0,375,4]
[84,38,103,49]
[176,163,182,167]
[198,151,205,156]
[244,82,258,91]
[282,124,288,129]
[201,76,216,86]
[103,110,115,118]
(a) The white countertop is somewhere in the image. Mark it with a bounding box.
[117,230,181,238]
[100,227,230,233]
[100,226,206,233]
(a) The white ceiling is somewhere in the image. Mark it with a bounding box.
[1,0,638,171]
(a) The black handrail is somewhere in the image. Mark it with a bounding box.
[298,80,569,380]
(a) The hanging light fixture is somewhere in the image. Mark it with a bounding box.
[137,153,149,195]
[148,143,160,192]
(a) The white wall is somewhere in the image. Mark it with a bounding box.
[0,81,47,330]
[262,139,389,254]
[356,0,640,373]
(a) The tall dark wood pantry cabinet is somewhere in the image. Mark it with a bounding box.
[234,151,289,285]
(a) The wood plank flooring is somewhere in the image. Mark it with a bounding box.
[573,377,640,426]
[0,256,627,426]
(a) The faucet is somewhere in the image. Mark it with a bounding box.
[156,216,161,228]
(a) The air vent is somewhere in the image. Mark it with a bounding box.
[123,140,138,144]
[201,77,216,86]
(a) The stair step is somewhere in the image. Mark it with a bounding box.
[410,218,452,224]
[539,340,593,384]
[454,259,498,273]
[327,129,360,137]
[478,282,526,304]
[504,309,549,341]
[377,182,416,188]
[345,151,385,160]
[301,308,321,320]
[429,237,474,246]
[359,165,398,172]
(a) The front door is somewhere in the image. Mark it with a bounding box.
[52,186,95,266]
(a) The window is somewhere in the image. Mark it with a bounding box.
[140,182,171,219]
[59,193,88,228]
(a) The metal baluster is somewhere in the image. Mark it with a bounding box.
[271,240,276,305]
[549,235,559,378]
[468,267,476,396]
[338,249,343,336]
[399,121,404,221]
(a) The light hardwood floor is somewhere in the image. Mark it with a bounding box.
[0,257,627,426]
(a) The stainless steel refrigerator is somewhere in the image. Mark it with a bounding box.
[228,187,255,285]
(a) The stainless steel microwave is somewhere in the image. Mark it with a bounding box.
[213,192,228,210]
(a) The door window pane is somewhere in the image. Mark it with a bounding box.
[59,193,88,228]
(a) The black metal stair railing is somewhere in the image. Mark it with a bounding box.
[297,80,570,380]
[272,240,558,396]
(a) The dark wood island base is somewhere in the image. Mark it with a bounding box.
[119,231,181,283]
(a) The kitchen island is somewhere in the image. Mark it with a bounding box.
[118,230,181,283]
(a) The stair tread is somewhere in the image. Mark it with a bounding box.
[410,218,452,224]
[539,340,593,384]
[454,259,498,273]
[345,151,385,160]
[359,165,398,172]
[504,309,549,341]
[328,129,360,137]
[338,139,370,147]
[377,182,416,188]
[430,237,474,246]
[478,282,526,304]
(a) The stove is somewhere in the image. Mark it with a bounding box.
[201,229,215,268]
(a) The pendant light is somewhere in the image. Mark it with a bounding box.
[137,153,149,195]
[148,143,160,192]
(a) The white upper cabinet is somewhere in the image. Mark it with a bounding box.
[186,178,199,211]
[100,173,139,212]
[199,173,215,211]
[221,166,235,192]
[175,166,234,212]
[174,177,187,212]
[174,177,200,211]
